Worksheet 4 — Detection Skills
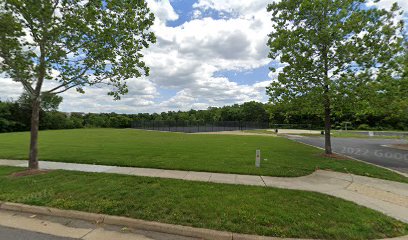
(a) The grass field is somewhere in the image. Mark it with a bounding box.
[0,166,406,239]
[331,131,407,139]
[288,130,407,139]
[0,128,406,182]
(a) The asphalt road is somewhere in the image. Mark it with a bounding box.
[0,225,75,240]
[287,135,408,174]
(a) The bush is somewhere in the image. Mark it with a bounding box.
[357,124,370,130]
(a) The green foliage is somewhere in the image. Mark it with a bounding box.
[0,97,406,132]
[40,111,70,130]
[40,93,63,112]
[357,124,370,130]
[18,92,63,112]
[266,0,405,130]
[1,0,156,166]
[0,0,156,100]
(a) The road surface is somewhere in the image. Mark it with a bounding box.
[287,135,408,174]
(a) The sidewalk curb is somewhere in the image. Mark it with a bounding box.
[0,201,406,240]
[0,202,276,240]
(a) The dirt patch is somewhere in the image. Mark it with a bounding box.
[318,153,350,160]
[387,144,408,151]
[275,129,322,135]
[191,131,276,136]
[10,169,53,178]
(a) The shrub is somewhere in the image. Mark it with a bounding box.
[357,124,370,130]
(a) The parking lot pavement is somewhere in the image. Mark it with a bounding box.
[287,135,408,174]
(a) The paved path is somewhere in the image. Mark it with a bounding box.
[0,225,75,240]
[286,135,408,173]
[0,209,197,240]
[0,159,407,223]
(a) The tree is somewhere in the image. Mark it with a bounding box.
[0,0,156,169]
[266,0,404,154]
[18,92,63,112]
[241,101,269,122]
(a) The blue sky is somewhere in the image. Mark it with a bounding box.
[1,0,406,114]
[152,0,272,105]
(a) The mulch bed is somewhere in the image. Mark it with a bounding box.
[318,153,350,160]
[10,169,53,178]
[389,144,408,151]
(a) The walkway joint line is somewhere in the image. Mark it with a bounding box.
[260,176,267,187]
[79,228,96,239]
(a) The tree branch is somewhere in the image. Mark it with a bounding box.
[46,66,90,93]
[51,83,80,94]
[19,79,35,96]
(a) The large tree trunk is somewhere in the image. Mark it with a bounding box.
[323,86,332,155]
[28,97,41,169]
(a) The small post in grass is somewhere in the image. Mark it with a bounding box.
[255,150,261,168]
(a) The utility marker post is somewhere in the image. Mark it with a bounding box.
[255,150,261,168]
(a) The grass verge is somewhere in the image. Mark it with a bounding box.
[0,129,406,182]
[331,131,407,139]
[0,166,407,240]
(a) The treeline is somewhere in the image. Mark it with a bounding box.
[0,98,407,133]
[0,101,269,133]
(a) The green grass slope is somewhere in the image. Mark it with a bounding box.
[0,129,406,182]
[0,166,407,239]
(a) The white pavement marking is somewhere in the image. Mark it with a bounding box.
[0,159,407,223]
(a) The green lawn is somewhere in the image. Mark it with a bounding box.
[0,129,406,182]
[0,166,406,240]
[296,131,407,139]
[331,131,407,139]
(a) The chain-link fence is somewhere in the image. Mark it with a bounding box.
[270,123,314,130]
[131,120,269,133]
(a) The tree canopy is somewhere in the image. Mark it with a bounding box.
[0,0,156,99]
[0,0,156,168]
[267,0,405,153]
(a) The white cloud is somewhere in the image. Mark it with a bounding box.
[366,0,408,12]
[6,0,404,114]
[0,1,277,113]
[193,0,271,17]
[133,0,274,112]
[0,76,23,101]
[148,0,179,22]
[58,78,159,113]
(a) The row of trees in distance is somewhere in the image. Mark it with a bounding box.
[1,98,406,133]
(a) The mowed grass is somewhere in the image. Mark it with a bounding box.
[0,166,407,240]
[0,128,406,182]
[331,131,408,139]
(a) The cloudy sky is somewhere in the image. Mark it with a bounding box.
[1,0,407,114]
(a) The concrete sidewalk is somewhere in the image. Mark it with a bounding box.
[0,159,407,223]
[0,209,197,240]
